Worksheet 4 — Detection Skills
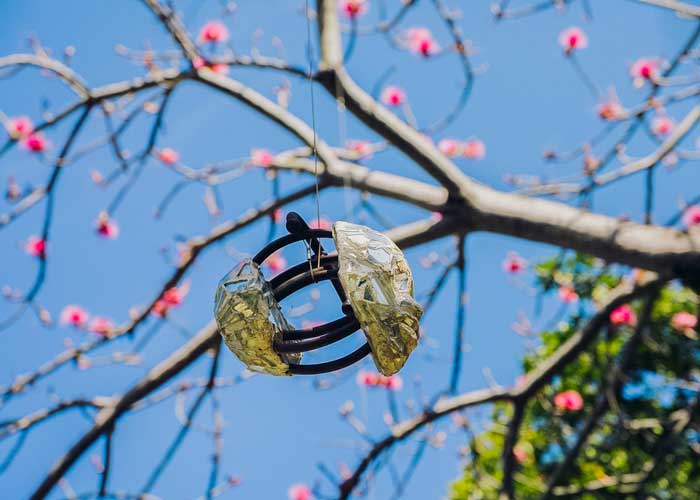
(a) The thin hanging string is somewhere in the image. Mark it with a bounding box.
[304,0,322,271]
[304,0,322,233]
[335,74,354,222]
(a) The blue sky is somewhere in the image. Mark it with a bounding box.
[0,1,697,499]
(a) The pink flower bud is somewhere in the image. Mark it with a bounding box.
[381,86,406,107]
[89,316,114,336]
[157,147,179,165]
[630,58,661,81]
[559,27,588,54]
[96,212,119,239]
[652,115,674,136]
[597,96,624,121]
[383,374,403,391]
[502,252,526,274]
[264,251,287,273]
[553,389,583,411]
[288,483,313,500]
[22,132,48,153]
[356,370,379,387]
[683,205,700,228]
[345,139,373,159]
[251,148,274,167]
[557,285,579,303]
[60,305,89,327]
[7,116,33,139]
[438,138,461,157]
[341,0,367,18]
[609,304,637,326]
[406,27,439,57]
[671,311,697,332]
[152,282,189,317]
[513,445,529,463]
[199,21,229,44]
[462,138,485,160]
[24,235,46,259]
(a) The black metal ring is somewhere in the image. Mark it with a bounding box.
[274,317,361,353]
[269,258,371,371]
[253,229,333,265]
[287,344,371,375]
[272,265,340,302]
[269,255,338,290]
[281,315,357,342]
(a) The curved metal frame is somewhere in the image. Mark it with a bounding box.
[250,212,370,375]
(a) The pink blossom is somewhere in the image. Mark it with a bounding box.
[502,252,526,274]
[597,96,624,121]
[96,212,119,239]
[553,389,583,411]
[157,147,179,165]
[345,139,373,159]
[60,305,89,327]
[251,148,274,167]
[7,116,33,139]
[341,0,367,18]
[559,27,588,54]
[558,285,579,303]
[22,132,48,153]
[513,445,529,463]
[89,316,114,336]
[630,58,661,81]
[610,304,637,326]
[152,282,189,317]
[310,217,332,230]
[431,212,443,222]
[652,115,674,136]
[163,285,186,306]
[193,57,207,69]
[356,369,380,387]
[383,374,403,391]
[671,311,697,332]
[356,370,403,390]
[406,27,439,57]
[272,208,283,223]
[193,57,231,75]
[24,235,46,259]
[209,63,229,74]
[462,138,486,160]
[438,138,461,157]
[288,483,313,500]
[265,251,287,273]
[682,205,700,228]
[381,86,406,107]
[198,21,229,44]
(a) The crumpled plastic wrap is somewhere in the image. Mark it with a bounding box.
[214,259,300,375]
[333,221,423,375]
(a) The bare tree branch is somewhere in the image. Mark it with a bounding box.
[337,274,664,500]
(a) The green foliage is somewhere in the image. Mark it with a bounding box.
[450,255,700,499]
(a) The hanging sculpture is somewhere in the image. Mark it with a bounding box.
[214,212,423,376]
